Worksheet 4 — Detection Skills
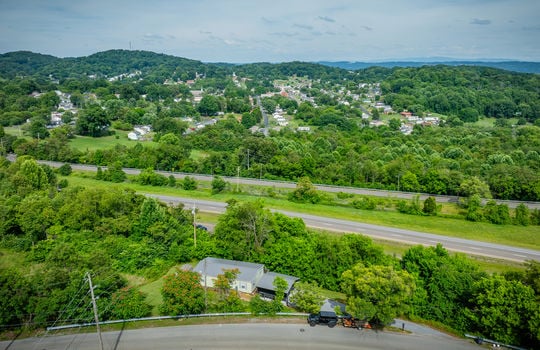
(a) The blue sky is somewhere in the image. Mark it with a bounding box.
[1,0,539,62]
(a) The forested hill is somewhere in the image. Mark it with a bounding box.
[318,60,540,74]
[0,50,350,80]
[0,50,210,79]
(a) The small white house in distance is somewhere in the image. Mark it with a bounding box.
[194,257,265,294]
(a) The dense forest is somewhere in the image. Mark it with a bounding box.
[1,50,540,348]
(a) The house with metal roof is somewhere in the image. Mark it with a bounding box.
[256,271,299,303]
[193,257,265,294]
[193,257,299,300]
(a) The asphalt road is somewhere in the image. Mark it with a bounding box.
[151,194,540,262]
[0,323,480,350]
[11,155,539,209]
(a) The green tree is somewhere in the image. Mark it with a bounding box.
[465,194,484,222]
[467,275,539,347]
[182,176,197,190]
[249,294,275,315]
[103,162,126,183]
[288,177,320,204]
[76,104,110,137]
[108,287,152,320]
[16,193,55,243]
[198,95,221,116]
[158,132,181,145]
[459,177,492,198]
[211,175,227,194]
[214,200,275,261]
[0,269,32,326]
[388,118,401,130]
[400,171,420,192]
[422,196,437,215]
[514,203,531,226]
[160,270,205,315]
[371,108,380,120]
[401,245,485,330]
[12,158,49,192]
[214,268,244,312]
[271,276,288,313]
[168,175,176,187]
[241,111,257,129]
[288,281,324,314]
[28,117,49,139]
[341,263,415,325]
[57,163,72,176]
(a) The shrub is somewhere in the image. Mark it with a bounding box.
[57,163,72,176]
[137,168,167,186]
[182,176,197,190]
[514,204,530,226]
[423,196,437,215]
[352,197,377,210]
[288,177,320,204]
[211,176,227,194]
[108,287,152,320]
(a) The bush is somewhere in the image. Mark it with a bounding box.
[183,176,197,190]
[352,197,377,210]
[484,200,510,225]
[58,178,68,189]
[396,196,422,215]
[168,175,176,187]
[249,294,275,315]
[423,196,437,215]
[514,204,530,226]
[337,192,354,199]
[107,287,152,320]
[211,176,227,194]
[111,120,133,131]
[137,168,167,186]
[57,163,72,176]
[288,177,320,204]
[160,270,205,316]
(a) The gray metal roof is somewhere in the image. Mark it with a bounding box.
[256,271,299,293]
[194,257,264,283]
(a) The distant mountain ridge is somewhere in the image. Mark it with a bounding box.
[1,50,539,79]
[317,60,540,74]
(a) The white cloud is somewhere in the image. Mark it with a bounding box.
[470,18,492,25]
[0,0,538,62]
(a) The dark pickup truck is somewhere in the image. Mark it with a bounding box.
[307,311,338,328]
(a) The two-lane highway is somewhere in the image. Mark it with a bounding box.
[0,323,480,350]
[150,194,540,262]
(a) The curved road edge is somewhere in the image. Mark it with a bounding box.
[149,194,540,263]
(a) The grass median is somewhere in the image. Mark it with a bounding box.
[64,172,540,252]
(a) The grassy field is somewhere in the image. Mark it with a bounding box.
[65,173,540,251]
[3,125,27,138]
[69,130,157,152]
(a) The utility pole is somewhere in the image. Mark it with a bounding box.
[204,258,207,312]
[247,149,250,170]
[86,272,104,350]
[236,166,240,192]
[192,204,197,248]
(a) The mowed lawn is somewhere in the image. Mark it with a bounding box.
[69,130,157,152]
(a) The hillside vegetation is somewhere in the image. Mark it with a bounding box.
[0,50,539,348]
